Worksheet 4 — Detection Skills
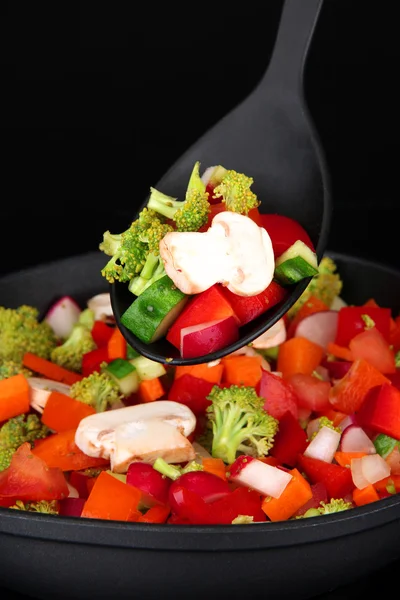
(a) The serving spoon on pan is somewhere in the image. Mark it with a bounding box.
[110,0,332,365]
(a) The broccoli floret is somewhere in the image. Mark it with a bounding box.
[212,169,260,215]
[287,256,343,320]
[0,360,33,381]
[100,208,173,285]
[296,498,353,518]
[147,162,210,232]
[395,351,400,368]
[50,308,96,372]
[10,499,59,514]
[0,305,58,364]
[0,414,50,471]
[206,384,279,465]
[153,457,203,480]
[69,370,123,412]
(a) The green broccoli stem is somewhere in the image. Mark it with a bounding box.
[100,231,123,256]
[153,457,182,480]
[211,405,252,464]
[128,258,166,296]
[147,188,181,220]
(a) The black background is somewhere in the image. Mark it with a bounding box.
[0,1,399,598]
[0,0,399,275]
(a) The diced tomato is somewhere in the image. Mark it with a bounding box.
[349,327,396,374]
[269,410,308,467]
[285,373,331,412]
[167,373,214,415]
[0,443,69,501]
[334,306,392,347]
[219,280,287,326]
[256,369,299,420]
[166,285,237,350]
[296,453,355,500]
[259,213,315,258]
[91,321,114,347]
[356,383,400,439]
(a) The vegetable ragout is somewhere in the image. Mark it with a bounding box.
[1,253,400,524]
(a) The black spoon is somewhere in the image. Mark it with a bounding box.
[110,0,332,366]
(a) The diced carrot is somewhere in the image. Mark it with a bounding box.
[326,342,354,362]
[222,355,263,387]
[0,374,30,421]
[137,378,165,403]
[41,391,96,432]
[32,429,109,471]
[174,363,224,385]
[202,457,227,481]
[107,327,127,360]
[81,471,141,521]
[334,451,367,468]
[288,296,330,337]
[352,484,380,507]
[329,359,391,414]
[262,468,313,521]
[137,504,171,523]
[277,337,325,379]
[22,352,83,385]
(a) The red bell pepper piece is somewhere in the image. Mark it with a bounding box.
[166,285,237,350]
[220,280,288,326]
[167,373,214,415]
[69,470,91,499]
[256,369,299,420]
[390,316,400,352]
[168,485,213,524]
[296,453,355,500]
[388,371,400,391]
[356,383,400,439]
[349,327,396,374]
[269,410,308,467]
[208,486,266,524]
[91,320,114,347]
[334,306,392,347]
[81,346,109,377]
[259,213,315,258]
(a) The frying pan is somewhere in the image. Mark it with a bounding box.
[0,249,400,600]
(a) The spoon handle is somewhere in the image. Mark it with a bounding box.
[259,0,324,93]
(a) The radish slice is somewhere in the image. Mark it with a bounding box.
[180,316,239,359]
[304,426,341,463]
[337,414,357,432]
[126,462,171,507]
[294,310,338,350]
[306,418,322,440]
[201,165,218,186]
[87,293,114,322]
[45,295,81,339]
[352,454,391,489]
[58,497,86,517]
[229,455,292,499]
[28,377,71,413]
[322,358,352,380]
[251,318,287,350]
[340,425,376,454]
[67,482,80,499]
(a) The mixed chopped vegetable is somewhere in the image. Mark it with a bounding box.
[99,162,320,358]
[1,254,400,525]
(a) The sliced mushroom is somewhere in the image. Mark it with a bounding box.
[75,401,196,473]
[28,377,71,413]
[159,211,275,297]
[87,293,114,322]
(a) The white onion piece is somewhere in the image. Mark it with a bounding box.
[294,310,338,350]
[330,296,348,311]
[361,454,391,485]
[87,293,113,322]
[44,295,81,339]
[304,426,341,463]
[251,318,287,350]
[351,458,370,490]
[28,377,71,413]
[230,458,292,499]
[192,441,212,464]
[340,425,376,454]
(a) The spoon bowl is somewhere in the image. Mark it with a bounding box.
[110,0,332,365]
